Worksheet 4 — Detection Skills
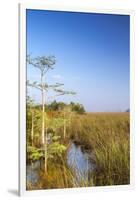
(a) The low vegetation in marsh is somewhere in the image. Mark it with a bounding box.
[27,109,130,189]
[26,55,129,190]
[67,112,130,186]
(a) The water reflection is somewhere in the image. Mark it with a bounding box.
[67,142,95,182]
[26,142,96,186]
[26,161,40,185]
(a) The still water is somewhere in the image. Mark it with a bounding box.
[26,160,40,185]
[67,142,95,183]
[27,142,95,186]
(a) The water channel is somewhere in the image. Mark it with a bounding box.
[27,142,96,186]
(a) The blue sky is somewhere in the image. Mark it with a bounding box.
[27,9,130,112]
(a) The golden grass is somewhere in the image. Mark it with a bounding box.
[68,112,130,186]
[27,112,130,189]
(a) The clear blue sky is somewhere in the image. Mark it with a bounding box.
[27,9,130,112]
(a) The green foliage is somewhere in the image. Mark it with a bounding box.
[26,96,67,162]
[70,102,85,114]
[46,116,64,131]
[48,142,66,158]
[44,100,86,114]
[46,131,66,159]
[52,135,61,141]
[27,146,43,161]
[47,100,66,111]
[26,98,42,147]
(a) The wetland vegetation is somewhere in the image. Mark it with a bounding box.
[26,55,130,190]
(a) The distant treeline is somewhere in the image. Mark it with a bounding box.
[34,100,86,114]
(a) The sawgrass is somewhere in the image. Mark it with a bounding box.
[68,112,130,185]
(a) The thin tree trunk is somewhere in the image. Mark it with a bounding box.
[63,112,66,139]
[41,73,47,174]
[44,127,48,174]
[41,73,45,145]
[44,90,48,174]
[31,109,34,146]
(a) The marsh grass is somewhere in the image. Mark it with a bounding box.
[67,112,130,186]
[26,158,90,190]
[26,153,95,190]
[27,112,130,189]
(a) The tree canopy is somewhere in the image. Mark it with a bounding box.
[34,100,86,114]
